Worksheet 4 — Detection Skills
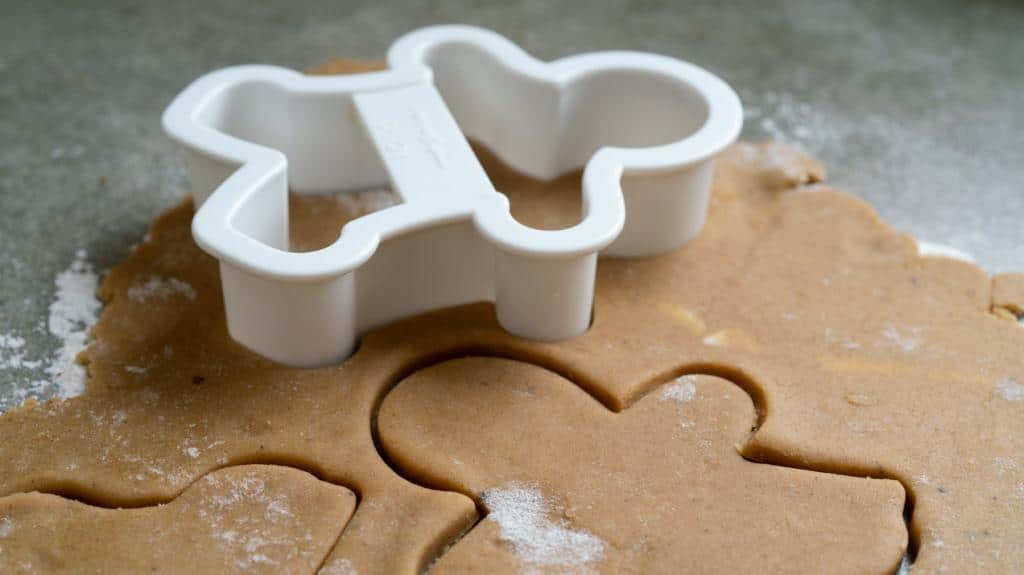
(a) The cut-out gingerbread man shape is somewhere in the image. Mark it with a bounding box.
[0,465,354,574]
[378,357,907,574]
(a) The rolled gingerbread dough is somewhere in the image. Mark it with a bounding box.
[0,60,1021,574]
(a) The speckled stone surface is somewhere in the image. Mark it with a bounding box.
[1,0,1021,407]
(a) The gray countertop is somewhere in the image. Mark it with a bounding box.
[1,0,1021,408]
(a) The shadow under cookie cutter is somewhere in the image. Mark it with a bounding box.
[162,25,743,367]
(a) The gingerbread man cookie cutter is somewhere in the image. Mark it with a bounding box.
[162,25,742,367]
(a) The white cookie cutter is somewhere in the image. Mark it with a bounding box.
[163,25,742,367]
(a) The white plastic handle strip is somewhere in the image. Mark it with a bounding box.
[162,25,743,367]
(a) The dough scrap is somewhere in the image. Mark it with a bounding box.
[0,465,354,574]
[379,358,907,574]
[0,59,1020,574]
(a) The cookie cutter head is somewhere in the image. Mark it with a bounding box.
[162,25,742,367]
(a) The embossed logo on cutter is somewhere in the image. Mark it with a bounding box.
[162,25,742,367]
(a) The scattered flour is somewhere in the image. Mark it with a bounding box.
[993,457,1018,473]
[199,472,307,570]
[0,516,13,538]
[660,376,698,403]
[0,249,102,410]
[995,379,1023,402]
[0,334,25,350]
[127,275,196,303]
[882,326,920,352]
[916,240,975,263]
[320,558,359,575]
[482,483,605,573]
[824,327,860,350]
[44,249,102,399]
[744,90,834,155]
[0,333,41,370]
[743,87,1020,275]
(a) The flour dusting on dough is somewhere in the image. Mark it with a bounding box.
[995,379,1023,402]
[482,483,605,572]
[882,326,920,352]
[198,471,308,570]
[824,327,861,350]
[320,558,359,575]
[128,276,196,303]
[0,516,13,538]
[993,457,1018,473]
[661,376,698,403]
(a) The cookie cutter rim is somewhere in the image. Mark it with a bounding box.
[162,25,743,367]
